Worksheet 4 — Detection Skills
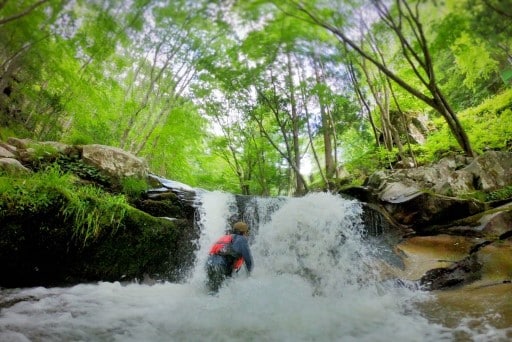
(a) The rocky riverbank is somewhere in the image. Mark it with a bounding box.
[340,150,512,291]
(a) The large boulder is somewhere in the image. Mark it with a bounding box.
[464,150,512,191]
[367,151,512,197]
[0,138,149,185]
[0,144,15,158]
[0,204,199,288]
[81,144,148,181]
[382,190,486,229]
[0,157,31,174]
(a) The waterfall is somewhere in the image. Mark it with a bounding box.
[0,191,508,341]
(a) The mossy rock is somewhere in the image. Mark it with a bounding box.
[76,208,198,284]
[0,198,198,288]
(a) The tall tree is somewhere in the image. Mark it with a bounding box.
[285,0,476,157]
[0,0,66,138]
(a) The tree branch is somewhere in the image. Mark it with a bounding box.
[0,0,49,26]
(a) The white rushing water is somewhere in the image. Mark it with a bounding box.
[0,191,503,341]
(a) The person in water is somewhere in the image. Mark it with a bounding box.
[205,221,254,293]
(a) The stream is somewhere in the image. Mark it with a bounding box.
[0,191,510,341]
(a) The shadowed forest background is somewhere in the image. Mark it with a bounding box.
[1,0,511,196]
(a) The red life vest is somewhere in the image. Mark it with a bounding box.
[209,234,244,271]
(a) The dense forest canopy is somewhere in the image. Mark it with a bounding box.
[1,0,511,196]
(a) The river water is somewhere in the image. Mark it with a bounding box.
[0,191,510,341]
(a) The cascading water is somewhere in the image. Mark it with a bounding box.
[0,191,509,341]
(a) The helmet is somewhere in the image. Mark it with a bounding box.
[233,221,249,234]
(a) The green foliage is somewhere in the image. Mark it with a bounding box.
[140,103,208,186]
[339,88,512,182]
[430,2,507,112]
[0,164,129,244]
[460,185,512,203]
[66,133,93,145]
[0,127,21,141]
[54,155,110,185]
[1,0,511,197]
[0,1,67,139]
[338,126,379,184]
[120,176,149,199]
[450,33,499,90]
[61,185,127,243]
[26,143,60,163]
[0,165,69,214]
[486,186,512,202]
[420,89,512,161]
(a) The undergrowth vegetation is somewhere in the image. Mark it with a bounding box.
[0,165,129,243]
[119,176,150,201]
[341,89,512,186]
[418,89,512,163]
[486,185,512,202]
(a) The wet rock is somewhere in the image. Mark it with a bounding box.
[394,234,482,281]
[382,191,486,229]
[420,254,482,290]
[418,238,512,291]
[478,239,512,281]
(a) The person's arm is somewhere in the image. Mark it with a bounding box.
[232,235,253,272]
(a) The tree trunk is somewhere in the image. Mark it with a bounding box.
[313,57,335,180]
[286,51,306,195]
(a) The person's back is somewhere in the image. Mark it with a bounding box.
[205,221,253,293]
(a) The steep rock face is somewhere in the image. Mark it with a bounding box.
[0,207,198,288]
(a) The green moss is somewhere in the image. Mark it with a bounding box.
[0,164,71,214]
[84,209,184,281]
[28,143,60,160]
[120,176,149,200]
[486,186,512,202]
[457,186,512,203]
[0,164,129,244]
[459,191,488,202]
[0,159,197,286]
[61,185,128,243]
